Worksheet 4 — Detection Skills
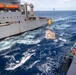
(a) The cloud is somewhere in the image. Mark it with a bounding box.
[20,0,76,10]
[20,0,37,4]
[20,0,52,10]
[58,0,71,3]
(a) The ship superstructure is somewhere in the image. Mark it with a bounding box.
[0,0,50,39]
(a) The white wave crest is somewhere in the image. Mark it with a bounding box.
[59,37,66,42]
[4,55,15,60]
[54,24,70,30]
[0,41,16,52]
[54,17,68,22]
[59,32,64,37]
[0,29,43,51]
[54,39,58,43]
[24,35,35,39]
[16,39,41,45]
[26,60,40,70]
[37,62,52,73]
[5,53,34,71]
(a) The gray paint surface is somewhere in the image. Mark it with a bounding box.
[67,56,76,75]
[0,11,47,39]
[0,1,48,39]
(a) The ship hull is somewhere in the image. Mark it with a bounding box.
[0,11,47,39]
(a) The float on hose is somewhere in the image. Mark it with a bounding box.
[45,30,55,40]
[47,19,52,25]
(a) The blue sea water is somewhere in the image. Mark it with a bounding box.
[0,11,76,75]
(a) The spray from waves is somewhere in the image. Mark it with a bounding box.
[0,28,44,52]
[0,38,41,55]
[16,33,43,45]
[5,52,35,71]
[16,29,44,45]
[0,40,16,52]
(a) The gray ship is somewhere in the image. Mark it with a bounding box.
[58,42,76,75]
[0,0,51,39]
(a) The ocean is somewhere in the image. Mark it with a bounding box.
[0,11,76,75]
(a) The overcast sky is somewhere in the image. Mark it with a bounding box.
[20,0,76,11]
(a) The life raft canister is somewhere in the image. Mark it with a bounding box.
[0,3,4,9]
[6,4,19,9]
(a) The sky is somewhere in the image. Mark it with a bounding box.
[20,0,76,11]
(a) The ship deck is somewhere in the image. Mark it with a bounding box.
[67,42,76,75]
[67,55,76,75]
